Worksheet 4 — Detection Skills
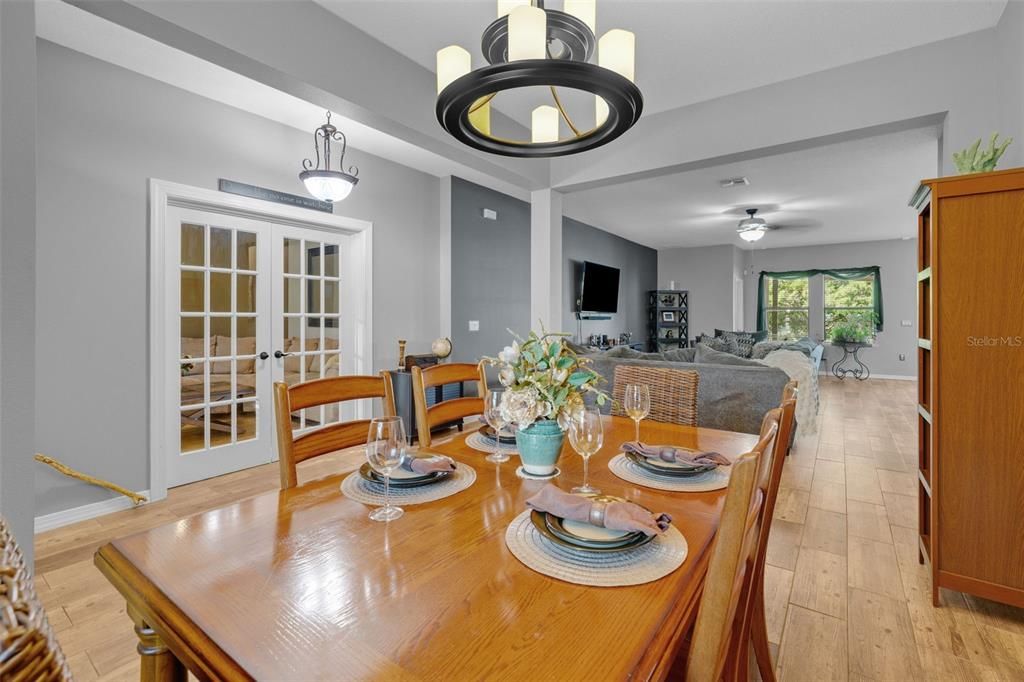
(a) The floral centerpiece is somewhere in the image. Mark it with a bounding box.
[484,328,607,474]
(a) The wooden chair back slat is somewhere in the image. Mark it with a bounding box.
[274,373,396,489]
[0,517,70,681]
[411,362,486,446]
[610,365,699,427]
[685,419,778,682]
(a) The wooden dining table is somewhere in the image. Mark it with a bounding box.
[94,416,758,681]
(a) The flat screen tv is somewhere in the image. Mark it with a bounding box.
[579,261,620,313]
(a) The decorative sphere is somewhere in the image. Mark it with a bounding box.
[431,337,453,359]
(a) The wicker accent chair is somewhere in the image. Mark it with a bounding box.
[611,365,700,427]
[0,517,70,681]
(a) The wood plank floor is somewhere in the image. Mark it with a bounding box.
[34,379,1024,681]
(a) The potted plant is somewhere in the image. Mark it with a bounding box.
[829,313,877,345]
[485,328,608,475]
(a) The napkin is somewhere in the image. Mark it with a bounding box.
[525,484,672,536]
[622,441,731,467]
[401,452,457,475]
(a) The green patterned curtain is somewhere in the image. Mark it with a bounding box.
[756,266,883,332]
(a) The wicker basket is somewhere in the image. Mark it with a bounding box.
[611,365,699,427]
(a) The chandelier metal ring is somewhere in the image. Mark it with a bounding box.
[481,10,595,65]
[436,59,643,158]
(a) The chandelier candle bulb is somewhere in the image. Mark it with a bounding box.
[497,0,530,18]
[598,29,636,81]
[532,105,560,143]
[508,5,547,61]
[564,0,597,33]
[436,45,471,94]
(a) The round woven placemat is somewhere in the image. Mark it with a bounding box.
[466,432,518,455]
[340,463,476,506]
[504,509,688,587]
[608,454,730,492]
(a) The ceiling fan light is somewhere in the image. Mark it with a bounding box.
[508,5,546,61]
[436,45,471,94]
[737,216,767,230]
[739,228,766,242]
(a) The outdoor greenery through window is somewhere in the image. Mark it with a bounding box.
[764,277,809,340]
[824,274,875,338]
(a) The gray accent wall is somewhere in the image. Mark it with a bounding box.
[562,217,657,345]
[450,177,531,363]
[741,239,918,378]
[35,41,440,517]
[658,245,740,340]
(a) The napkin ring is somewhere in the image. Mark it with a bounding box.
[589,501,608,528]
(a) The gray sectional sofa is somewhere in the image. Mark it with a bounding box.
[583,347,790,435]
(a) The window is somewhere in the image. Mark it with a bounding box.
[824,274,875,337]
[764,277,809,340]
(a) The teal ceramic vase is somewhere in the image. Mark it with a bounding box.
[515,419,565,475]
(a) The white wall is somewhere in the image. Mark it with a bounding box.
[35,40,440,517]
[741,239,918,378]
[657,245,739,340]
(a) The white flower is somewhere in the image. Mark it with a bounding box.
[552,367,569,383]
[501,387,542,429]
[498,367,515,387]
[498,341,520,365]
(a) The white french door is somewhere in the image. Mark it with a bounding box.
[156,182,372,492]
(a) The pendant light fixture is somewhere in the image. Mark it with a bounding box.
[435,0,642,158]
[299,111,359,202]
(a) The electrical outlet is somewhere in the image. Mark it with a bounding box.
[468,320,480,332]
[901,320,913,327]
[899,353,906,361]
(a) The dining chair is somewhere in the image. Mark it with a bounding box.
[410,362,487,447]
[0,517,71,681]
[273,373,396,489]
[685,416,778,682]
[733,386,799,681]
[610,365,700,426]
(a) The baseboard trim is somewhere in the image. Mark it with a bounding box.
[817,371,916,381]
[35,490,150,534]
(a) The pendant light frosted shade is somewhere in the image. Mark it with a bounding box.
[302,173,356,203]
[739,228,766,242]
[563,0,596,32]
[436,45,471,94]
[497,0,529,18]
[508,5,546,61]
[595,29,635,126]
[532,105,559,143]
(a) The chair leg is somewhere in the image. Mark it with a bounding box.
[750,587,776,682]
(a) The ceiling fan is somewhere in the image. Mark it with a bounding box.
[735,207,820,243]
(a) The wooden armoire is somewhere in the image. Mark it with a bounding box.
[911,167,1024,607]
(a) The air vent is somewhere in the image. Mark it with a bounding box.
[719,177,750,188]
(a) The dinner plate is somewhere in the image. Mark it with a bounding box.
[624,451,717,478]
[529,511,655,553]
[358,463,450,488]
[479,425,517,445]
[544,514,643,549]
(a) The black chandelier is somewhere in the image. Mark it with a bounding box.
[299,111,359,202]
[435,0,642,158]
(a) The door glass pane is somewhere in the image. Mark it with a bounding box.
[210,272,231,313]
[306,241,321,276]
[210,227,232,268]
[180,405,207,453]
[284,238,301,274]
[237,400,257,443]
[181,224,204,266]
[307,280,321,314]
[324,280,339,314]
[237,274,256,313]
[180,322,206,359]
[324,245,339,277]
[237,316,256,339]
[181,271,204,312]
[283,277,301,313]
[237,231,257,271]
[210,317,231,346]
[180,362,205,405]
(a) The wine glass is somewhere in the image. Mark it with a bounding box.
[483,390,510,464]
[623,384,651,443]
[366,416,406,522]
[568,408,604,495]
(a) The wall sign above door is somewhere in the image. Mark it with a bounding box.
[218,179,333,213]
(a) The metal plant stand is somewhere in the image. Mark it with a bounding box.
[831,342,872,381]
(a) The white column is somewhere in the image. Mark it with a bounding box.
[530,188,563,332]
[0,0,38,560]
[439,176,452,340]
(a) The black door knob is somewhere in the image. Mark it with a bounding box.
[258,351,269,360]
[274,350,291,359]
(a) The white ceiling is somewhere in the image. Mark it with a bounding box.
[318,0,1006,127]
[562,125,939,249]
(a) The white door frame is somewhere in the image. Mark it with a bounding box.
[149,178,373,502]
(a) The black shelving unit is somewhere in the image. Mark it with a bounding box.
[648,290,689,351]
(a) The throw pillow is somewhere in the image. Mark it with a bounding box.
[696,333,740,356]
[695,343,766,367]
[751,340,788,360]
[715,328,768,343]
[714,329,768,358]
[662,347,696,363]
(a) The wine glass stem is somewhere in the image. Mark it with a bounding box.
[384,473,391,510]
[634,418,640,442]
[583,456,590,488]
